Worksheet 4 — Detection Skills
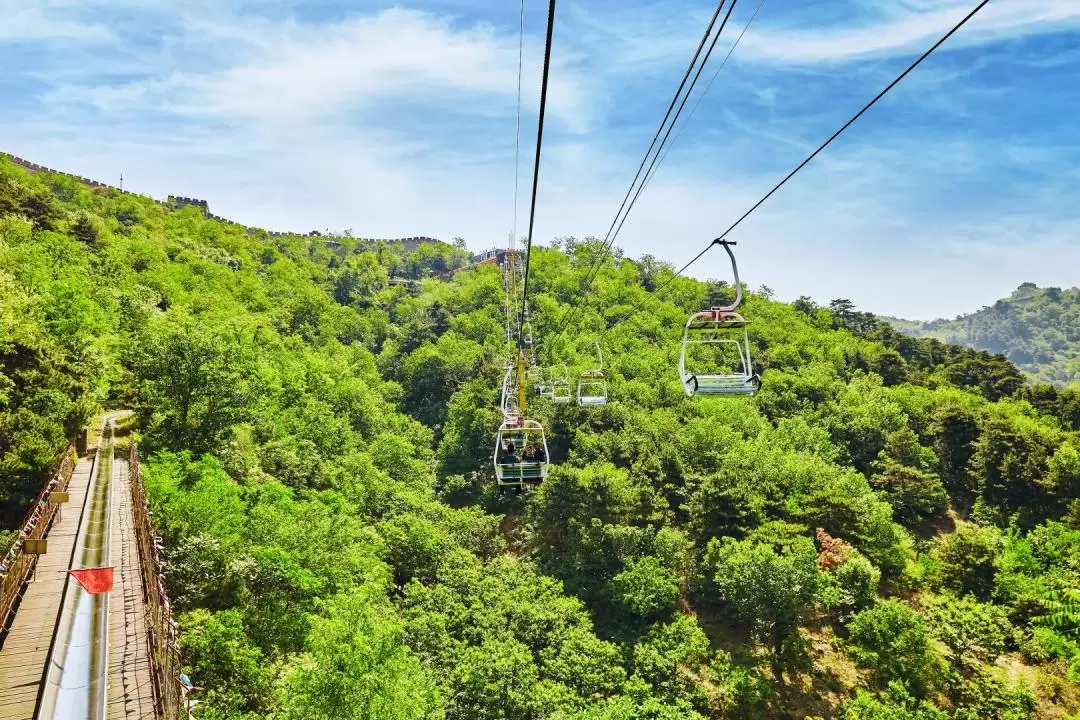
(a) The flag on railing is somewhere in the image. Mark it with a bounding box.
[69,567,115,593]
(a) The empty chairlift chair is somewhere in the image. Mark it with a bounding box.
[577,343,608,406]
[550,365,572,404]
[522,319,534,349]
[493,418,550,492]
[536,366,555,398]
[501,365,520,419]
[678,241,762,397]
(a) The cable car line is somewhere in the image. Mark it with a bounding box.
[591,0,738,284]
[516,0,558,350]
[548,0,739,349]
[591,0,732,248]
[511,0,527,247]
[639,0,768,195]
[495,0,557,495]
[597,0,992,340]
[548,0,732,346]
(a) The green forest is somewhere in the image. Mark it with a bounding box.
[883,283,1080,388]
[2,155,1080,720]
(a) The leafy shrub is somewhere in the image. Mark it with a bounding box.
[846,600,944,696]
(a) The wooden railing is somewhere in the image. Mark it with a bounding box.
[129,443,183,720]
[0,441,76,644]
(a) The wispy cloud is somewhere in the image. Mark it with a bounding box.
[0,2,113,41]
[37,6,596,134]
[740,0,1080,64]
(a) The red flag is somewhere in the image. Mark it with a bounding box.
[69,567,114,594]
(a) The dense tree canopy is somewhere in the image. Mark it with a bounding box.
[886,282,1080,388]
[1,157,1078,718]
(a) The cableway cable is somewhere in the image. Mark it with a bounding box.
[516,0,558,351]
[598,0,992,339]
[548,0,739,351]
[600,0,738,271]
[640,0,768,193]
[512,0,526,247]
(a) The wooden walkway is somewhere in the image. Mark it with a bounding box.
[0,453,97,720]
[0,418,158,720]
[106,455,155,719]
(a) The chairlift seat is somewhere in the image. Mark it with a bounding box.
[496,462,547,483]
[687,310,749,332]
[684,374,759,397]
[577,378,608,406]
[552,385,572,404]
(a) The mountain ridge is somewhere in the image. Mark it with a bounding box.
[882,282,1080,387]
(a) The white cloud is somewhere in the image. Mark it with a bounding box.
[42,7,595,133]
[739,0,1080,65]
[0,3,113,41]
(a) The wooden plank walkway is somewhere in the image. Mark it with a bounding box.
[107,455,156,719]
[0,413,159,720]
[0,453,98,720]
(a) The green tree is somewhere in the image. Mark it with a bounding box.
[134,314,264,453]
[179,608,274,717]
[841,682,947,720]
[280,588,439,720]
[610,555,679,622]
[846,599,944,696]
[704,535,820,680]
[927,593,1010,667]
[931,524,1000,601]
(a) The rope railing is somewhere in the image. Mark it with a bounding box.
[0,440,76,643]
[129,442,184,720]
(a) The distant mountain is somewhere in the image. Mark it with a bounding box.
[882,282,1080,387]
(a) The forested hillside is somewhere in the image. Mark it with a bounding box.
[2,154,1080,720]
[883,283,1080,387]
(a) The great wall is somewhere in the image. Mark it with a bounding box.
[1,151,441,251]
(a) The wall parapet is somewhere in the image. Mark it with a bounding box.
[2,151,442,247]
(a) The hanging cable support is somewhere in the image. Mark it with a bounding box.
[516,0,558,350]
[548,0,741,348]
[597,0,991,339]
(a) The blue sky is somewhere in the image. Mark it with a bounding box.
[2,0,1079,319]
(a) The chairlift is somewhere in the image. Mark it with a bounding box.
[493,417,550,493]
[522,319,534,349]
[549,365,571,404]
[577,342,608,406]
[678,240,761,397]
[537,366,555,398]
[500,365,520,418]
